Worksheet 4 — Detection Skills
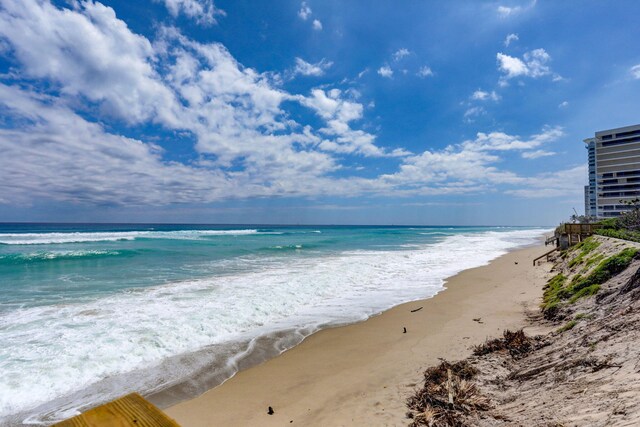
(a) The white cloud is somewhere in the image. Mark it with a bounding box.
[297,88,404,157]
[0,84,233,205]
[0,1,393,187]
[160,0,225,25]
[463,106,485,121]
[312,19,322,30]
[521,149,555,159]
[471,90,500,101]
[497,0,537,18]
[558,101,569,108]
[381,144,521,192]
[523,48,552,77]
[377,65,393,78]
[378,126,568,198]
[504,33,519,47]
[392,48,410,61]
[496,53,529,78]
[417,66,434,78]
[293,57,333,77]
[463,126,563,151]
[298,1,312,20]
[497,5,518,17]
[506,165,586,198]
[0,0,180,125]
[0,0,577,207]
[496,48,559,82]
[631,64,640,79]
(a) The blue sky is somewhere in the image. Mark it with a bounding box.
[0,0,639,225]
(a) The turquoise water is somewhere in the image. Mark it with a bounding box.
[0,223,547,425]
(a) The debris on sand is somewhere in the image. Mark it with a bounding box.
[472,329,536,359]
[406,360,488,426]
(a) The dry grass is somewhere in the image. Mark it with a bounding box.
[406,360,489,426]
[472,329,533,358]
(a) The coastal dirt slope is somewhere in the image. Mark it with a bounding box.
[407,235,640,426]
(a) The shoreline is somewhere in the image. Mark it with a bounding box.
[165,243,552,426]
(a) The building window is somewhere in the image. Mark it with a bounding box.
[615,130,640,138]
[601,136,640,147]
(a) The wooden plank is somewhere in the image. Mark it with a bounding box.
[53,393,181,427]
[533,247,558,266]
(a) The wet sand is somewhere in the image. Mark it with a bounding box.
[166,244,551,426]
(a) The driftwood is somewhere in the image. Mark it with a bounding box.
[411,306,423,313]
[447,369,453,405]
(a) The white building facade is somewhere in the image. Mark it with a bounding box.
[584,124,640,218]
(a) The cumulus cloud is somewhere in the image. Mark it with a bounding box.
[506,165,586,198]
[293,57,333,76]
[377,65,393,78]
[497,0,537,18]
[0,0,576,207]
[558,101,569,108]
[296,88,407,157]
[417,66,434,78]
[379,145,523,196]
[378,126,567,197]
[0,0,179,125]
[392,48,410,61]
[0,84,232,205]
[521,149,555,159]
[471,90,500,101]
[463,106,485,122]
[496,53,529,78]
[504,33,519,46]
[496,48,559,83]
[298,1,311,20]
[160,0,225,25]
[297,3,321,30]
[463,126,563,152]
[631,64,640,79]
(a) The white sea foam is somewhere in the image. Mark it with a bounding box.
[0,228,547,424]
[0,229,262,245]
[0,250,122,264]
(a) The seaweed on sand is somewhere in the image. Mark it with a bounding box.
[472,329,533,359]
[406,360,489,426]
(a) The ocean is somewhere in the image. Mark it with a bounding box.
[0,223,548,425]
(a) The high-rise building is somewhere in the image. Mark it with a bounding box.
[584,124,640,218]
[583,137,597,217]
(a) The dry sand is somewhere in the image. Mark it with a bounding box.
[166,244,552,426]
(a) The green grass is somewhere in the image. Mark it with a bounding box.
[542,248,638,316]
[569,285,601,303]
[574,312,594,321]
[542,273,568,311]
[569,248,638,295]
[568,238,601,267]
[557,320,577,333]
[584,253,605,268]
[595,228,640,243]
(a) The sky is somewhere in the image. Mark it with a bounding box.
[0,0,639,226]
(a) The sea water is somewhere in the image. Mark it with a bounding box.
[0,223,548,425]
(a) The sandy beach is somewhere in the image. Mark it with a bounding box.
[166,243,552,426]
